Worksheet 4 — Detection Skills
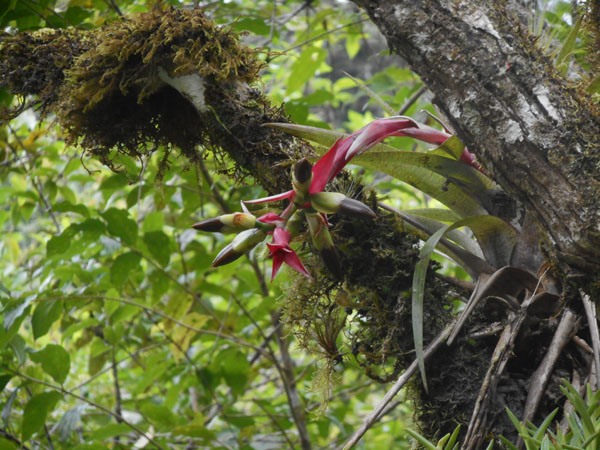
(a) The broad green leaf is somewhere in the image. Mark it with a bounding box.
[143,231,171,266]
[142,211,164,232]
[30,344,71,384]
[52,201,90,218]
[355,151,495,216]
[110,252,142,288]
[21,391,62,440]
[0,438,17,450]
[220,348,250,397]
[4,296,34,330]
[286,47,328,95]
[46,225,78,256]
[76,218,106,235]
[32,300,63,340]
[140,403,177,430]
[101,208,138,246]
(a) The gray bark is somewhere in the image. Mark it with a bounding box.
[353,0,600,276]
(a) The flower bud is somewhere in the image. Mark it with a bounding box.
[211,228,266,267]
[292,158,313,202]
[309,192,376,218]
[193,213,256,234]
[306,213,342,278]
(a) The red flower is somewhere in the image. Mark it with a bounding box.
[267,227,312,280]
[246,116,482,206]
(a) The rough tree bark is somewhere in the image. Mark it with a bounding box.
[354,0,600,276]
[2,3,600,448]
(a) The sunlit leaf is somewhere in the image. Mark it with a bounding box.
[21,391,62,440]
[30,344,71,384]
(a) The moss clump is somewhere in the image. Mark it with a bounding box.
[0,8,265,170]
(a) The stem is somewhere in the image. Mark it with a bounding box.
[272,311,312,450]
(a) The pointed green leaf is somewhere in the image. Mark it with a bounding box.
[46,225,78,256]
[405,428,437,450]
[533,408,558,441]
[30,344,70,384]
[21,391,62,440]
[101,208,138,246]
[404,208,461,223]
[110,252,142,288]
[143,231,171,267]
[556,15,583,67]
[32,300,62,340]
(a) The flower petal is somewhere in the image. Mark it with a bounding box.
[282,250,312,279]
[346,117,418,159]
[243,190,295,205]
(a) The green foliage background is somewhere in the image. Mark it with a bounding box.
[0,0,586,448]
[0,0,426,448]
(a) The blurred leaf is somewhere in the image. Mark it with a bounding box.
[46,225,78,256]
[110,252,142,288]
[21,391,62,440]
[4,297,34,330]
[32,300,62,340]
[0,375,12,393]
[57,405,87,442]
[52,201,90,218]
[140,403,177,430]
[286,47,328,95]
[30,344,71,384]
[143,231,171,266]
[102,208,138,246]
[220,348,250,397]
[89,423,132,441]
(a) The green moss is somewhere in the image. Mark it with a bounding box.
[0,8,265,172]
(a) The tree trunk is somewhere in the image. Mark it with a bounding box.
[353,0,600,276]
[348,0,600,447]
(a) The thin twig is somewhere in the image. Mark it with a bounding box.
[70,343,164,391]
[6,369,165,450]
[104,0,123,16]
[339,320,456,450]
[253,399,296,449]
[8,125,61,233]
[111,348,123,423]
[580,289,600,389]
[277,18,369,58]
[196,160,230,213]
[272,311,312,450]
[397,85,428,115]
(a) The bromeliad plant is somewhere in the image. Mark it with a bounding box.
[193,115,463,280]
